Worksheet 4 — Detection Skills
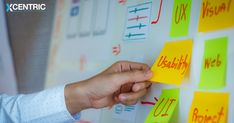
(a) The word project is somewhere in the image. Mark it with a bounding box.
[188,92,229,123]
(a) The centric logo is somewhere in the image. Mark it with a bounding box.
[6,3,46,12]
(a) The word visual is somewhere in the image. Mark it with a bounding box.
[123,2,152,40]
[202,0,232,18]
[198,0,234,32]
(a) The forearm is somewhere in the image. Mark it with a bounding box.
[64,81,92,115]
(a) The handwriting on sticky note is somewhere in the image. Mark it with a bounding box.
[145,88,179,123]
[202,0,231,18]
[192,107,224,123]
[188,92,229,123]
[198,0,234,32]
[204,54,221,69]
[150,40,193,85]
[170,0,192,38]
[153,98,177,117]
[157,55,189,75]
[199,37,228,89]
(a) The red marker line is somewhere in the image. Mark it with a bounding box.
[141,101,155,105]
[128,16,148,21]
[151,0,163,24]
[118,0,126,5]
[154,97,158,101]
[141,97,158,106]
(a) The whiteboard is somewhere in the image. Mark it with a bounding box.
[46,0,234,122]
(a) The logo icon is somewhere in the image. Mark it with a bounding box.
[6,3,12,12]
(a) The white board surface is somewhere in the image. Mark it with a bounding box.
[46,0,234,122]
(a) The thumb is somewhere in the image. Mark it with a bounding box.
[114,70,153,86]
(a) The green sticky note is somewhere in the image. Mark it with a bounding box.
[144,88,180,123]
[170,0,192,38]
[199,37,228,89]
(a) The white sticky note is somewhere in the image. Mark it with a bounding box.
[79,0,94,36]
[123,2,152,41]
[93,0,110,35]
[112,103,139,122]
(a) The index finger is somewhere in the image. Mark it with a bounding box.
[116,61,150,72]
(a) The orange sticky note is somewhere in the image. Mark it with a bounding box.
[198,0,234,32]
[150,40,193,85]
[188,92,229,123]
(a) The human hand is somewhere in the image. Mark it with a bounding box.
[65,61,152,114]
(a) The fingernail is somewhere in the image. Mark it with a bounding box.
[119,95,127,101]
[144,70,152,77]
[134,86,140,91]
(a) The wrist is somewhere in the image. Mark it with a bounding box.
[64,81,91,115]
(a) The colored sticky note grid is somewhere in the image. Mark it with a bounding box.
[198,0,234,32]
[199,37,228,89]
[144,88,180,123]
[150,40,193,85]
[123,2,152,40]
[170,0,192,38]
[188,92,229,123]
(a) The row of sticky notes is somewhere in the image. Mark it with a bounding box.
[145,88,229,123]
[170,0,234,38]
[150,37,228,89]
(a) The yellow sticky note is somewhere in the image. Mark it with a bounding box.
[144,88,180,123]
[198,0,234,32]
[188,92,229,123]
[150,40,193,85]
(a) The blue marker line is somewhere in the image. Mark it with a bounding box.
[125,33,145,38]
[124,106,135,111]
[127,23,146,29]
[129,7,149,13]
